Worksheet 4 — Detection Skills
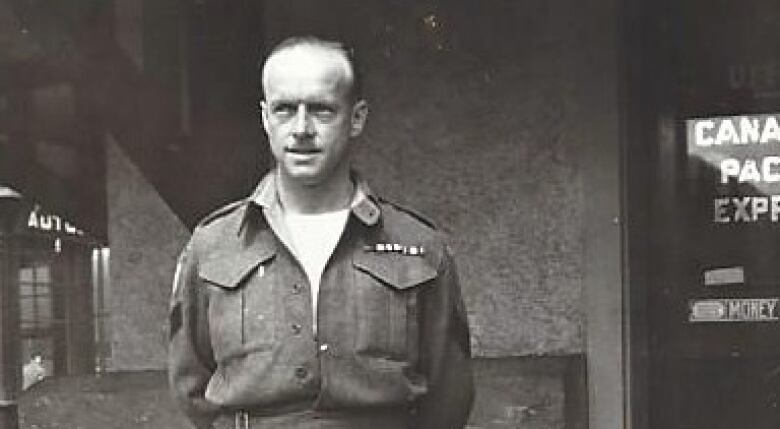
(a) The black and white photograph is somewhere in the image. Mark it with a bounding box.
[1,0,779,428]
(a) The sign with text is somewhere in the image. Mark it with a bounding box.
[687,113,780,224]
[689,298,780,322]
[27,205,84,236]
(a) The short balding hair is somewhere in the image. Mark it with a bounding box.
[260,36,364,101]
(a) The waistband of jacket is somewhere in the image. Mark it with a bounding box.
[215,405,411,429]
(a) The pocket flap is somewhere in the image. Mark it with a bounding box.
[200,252,271,289]
[353,252,437,289]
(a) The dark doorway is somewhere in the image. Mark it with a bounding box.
[630,0,780,427]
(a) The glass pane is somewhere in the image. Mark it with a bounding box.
[19,298,36,325]
[18,267,33,283]
[19,284,34,297]
[37,296,52,325]
[35,265,51,283]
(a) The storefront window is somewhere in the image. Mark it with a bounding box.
[12,206,112,386]
[19,263,53,333]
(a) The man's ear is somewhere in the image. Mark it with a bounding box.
[349,100,369,138]
[259,100,270,134]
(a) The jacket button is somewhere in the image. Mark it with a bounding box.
[291,323,302,334]
[292,283,303,294]
[294,367,307,379]
[318,343,329,352]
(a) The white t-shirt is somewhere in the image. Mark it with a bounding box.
[284,208,350,330]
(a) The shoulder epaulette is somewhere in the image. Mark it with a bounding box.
[196,199,246,228]
[379,197,438,230]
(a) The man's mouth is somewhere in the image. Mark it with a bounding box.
[285,146,321,154]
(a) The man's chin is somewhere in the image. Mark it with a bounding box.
[281,167,326,186]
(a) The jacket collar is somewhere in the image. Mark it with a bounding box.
[239,169,381,235]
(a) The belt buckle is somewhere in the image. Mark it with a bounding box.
[235,410,249,429]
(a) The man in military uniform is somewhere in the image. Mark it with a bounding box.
[168,36,474,429]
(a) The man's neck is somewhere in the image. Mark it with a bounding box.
[277,168,354,215]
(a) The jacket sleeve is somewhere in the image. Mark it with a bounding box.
[168,240,220,429]
[415,246,475,429]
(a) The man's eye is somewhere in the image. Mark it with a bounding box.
[310,105,336,119]
[272,105,296,116]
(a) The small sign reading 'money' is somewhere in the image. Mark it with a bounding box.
[689,298,779,322]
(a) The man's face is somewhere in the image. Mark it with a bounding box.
[261,46,367,186]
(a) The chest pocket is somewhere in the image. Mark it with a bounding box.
[352,251,438,364]
[200,254,276,361]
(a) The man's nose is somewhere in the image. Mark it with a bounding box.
[292,104,314,138]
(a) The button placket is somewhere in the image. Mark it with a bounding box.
[289,282,308,337]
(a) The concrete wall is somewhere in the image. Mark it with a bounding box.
[262,2,620,426]
[262,0,617,357]
[107,0,192,371]
[106,137,189,370]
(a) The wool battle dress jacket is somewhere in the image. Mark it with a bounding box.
[168,172,474,428]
